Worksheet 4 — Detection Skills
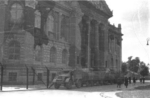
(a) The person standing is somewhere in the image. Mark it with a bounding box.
[133,77,136,85]
[124,77,128,88]
[140,77,142,83]
[128,77,131,84]
[142,77,145,84]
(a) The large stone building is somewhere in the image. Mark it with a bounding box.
[0,0,122,84]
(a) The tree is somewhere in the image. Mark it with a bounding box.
[139,62,149,77]
[128,57,140,73]
[121,62,127,74]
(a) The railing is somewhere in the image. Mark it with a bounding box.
[0,64,65,91]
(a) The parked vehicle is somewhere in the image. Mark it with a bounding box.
[52,68,116,89]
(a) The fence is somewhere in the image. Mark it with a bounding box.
[0,64,63,91]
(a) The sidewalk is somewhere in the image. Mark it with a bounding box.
[101,82,150,98]
[0,81,150,92]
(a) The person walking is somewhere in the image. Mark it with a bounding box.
[140,77,142,83]
[124,77,128,88]
[128,77,131,84]
[117,77,123,88]
[142,77,145,84]
[133,77,136,85]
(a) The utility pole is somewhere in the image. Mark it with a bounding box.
[0,42,4,91]
[0,63,3,91]
[147,38,150,45]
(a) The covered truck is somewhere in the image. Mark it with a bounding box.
[52,68,106,89]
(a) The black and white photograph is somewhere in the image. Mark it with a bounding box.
[0,0,149,98]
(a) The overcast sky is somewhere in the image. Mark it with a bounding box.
[105,0,150,64]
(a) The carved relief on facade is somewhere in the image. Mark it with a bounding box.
[25,0,37,9]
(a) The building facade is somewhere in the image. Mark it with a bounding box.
[0,0,123,84]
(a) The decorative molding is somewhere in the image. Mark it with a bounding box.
[4,0,8,5]
[25,0,37,9]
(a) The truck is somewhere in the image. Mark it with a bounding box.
[52,68,108,89]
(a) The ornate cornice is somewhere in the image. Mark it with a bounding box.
[78,1,112,19]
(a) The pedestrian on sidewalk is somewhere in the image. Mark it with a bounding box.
[128,77,131,84]
[142,77,145,84]
[124,77,128,88]
[133,77,136,85]
[139,77,142,83]
[117,77,123,88]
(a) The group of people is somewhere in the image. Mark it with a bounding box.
[116,76,146,89]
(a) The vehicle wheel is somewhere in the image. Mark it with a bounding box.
[75,80,82,88]
[88,81,92,86]
[85,81,89,87]
[65,80,72,89]
[54,83,60,89]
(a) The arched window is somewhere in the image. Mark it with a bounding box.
[8,40,20,60]
[35,10,41,28]
[62,49,67,64]
[10,3,23,23]
[50,47,56,63]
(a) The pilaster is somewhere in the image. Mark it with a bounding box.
[86,18,91,68]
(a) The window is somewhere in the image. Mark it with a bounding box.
[62,49,67,64]
[35,10,41,28]
[10,3,23,23]
[46,13,55,39]
[50,47,56,63]
[61,15,68,41]
[9,72,17,81]
[54,11,59,39]
[37,73,42,81]
[35,46,42,61]
[47,14,54,32]
[8,40,20,60]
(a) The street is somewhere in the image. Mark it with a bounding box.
[0,82,150,98]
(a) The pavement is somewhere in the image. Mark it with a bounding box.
[0,81,150,98]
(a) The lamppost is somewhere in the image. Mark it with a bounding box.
[147,38,150,45]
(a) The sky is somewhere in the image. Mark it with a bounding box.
[105,0,150,65]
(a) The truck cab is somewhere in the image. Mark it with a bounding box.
[53,69,82,89]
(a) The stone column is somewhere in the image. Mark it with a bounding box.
[95,21,99,68]
[87,19,91,68]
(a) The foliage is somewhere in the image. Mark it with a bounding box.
[139,62,149,76]
[121,62,128,74]
[124,56,149,77]
[128,56,140,73]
